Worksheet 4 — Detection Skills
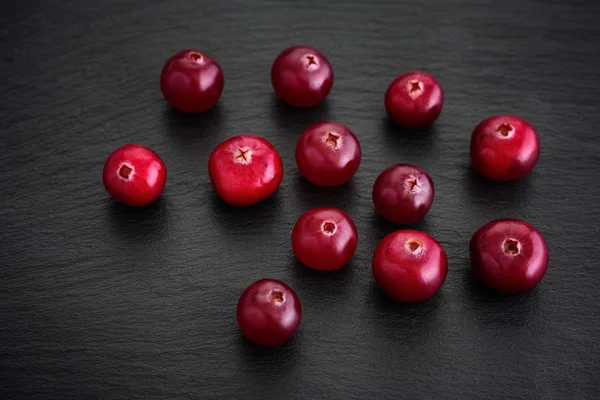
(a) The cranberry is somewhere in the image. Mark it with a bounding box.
[292,207,358,271]
[271,46,334,107]
[237,278,302,346]
[103,144,167,207]
[160,50,224,113]
[470,218,549,294]
[295,121,361,187]
[384,71,444,129]
[470,115,540,181]
[372,164,434,224]
[208,134,283,207]
[372,230,448,303]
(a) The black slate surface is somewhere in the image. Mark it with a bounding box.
[1,1,600,399]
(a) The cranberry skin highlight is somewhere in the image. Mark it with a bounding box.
[271,46,334,107]
[160,49,224,113]
[385,71,444,129]
[208,134,283,207]
[372,230,448,303]
[292,207,358,271]
[295,121,362,187]
[372,164,434,224]
[470,115,540,181]
[237,278,302,346]
[103,144,167,207]
[470,218,549,294]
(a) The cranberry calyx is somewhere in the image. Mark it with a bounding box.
[470,218,549,294]
[208,134,283,207]
[160,49,224,113]
[470,115,540,181]
[237,278,302,346]
[103,144,167,207]
[271,46,334,108]
[292,207,358,271]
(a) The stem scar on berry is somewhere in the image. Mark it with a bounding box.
[118,163,134,180]
[268,289,285,303]
[408,80,424,99]
[305,54,318,67]
[503,238,521,255]
[324,131,341,148]
[187,51,204,63]
[406,177,421,191]
[496,123,515,138]
[234,148,251,163]
[321,220,337,235]
[405,238,424,254]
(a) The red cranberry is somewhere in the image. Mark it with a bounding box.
[160,50,224,113]
[208,134,283,207]
[372,164,434,224]
[470,218,549,294]
[103,144,167,207]
[295,121,362,187]
[470,115,540,181]
[271,46,334,107]
[384,71,444,129]
[372,230,448,303]
[237,278,302,346]
[292,207,358,271]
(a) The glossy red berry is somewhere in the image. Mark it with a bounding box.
[271,46,334,107]
[295,121,361,187]
[372,230,448,303]
[292,207,358,271]
[385,71,444,129]
[103,144,167,207]
[208,135,283,207]
[237,278,302,346]
[372,164,434,224]
[470,219,549,294]
[160,49,224,113]
[470,115,540,181]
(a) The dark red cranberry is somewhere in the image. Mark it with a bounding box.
[271,46,334,107]
[292,207,358,271]
[160,49,224,113]
[372,164,434,224]
[384,71,444,129]
[208,134,283,207]
[103,144,167,207]
[470,218,549,294]
[295,121,361,187]
[372,230,448,303]
[237,278,302,346]
[470,115,540,181]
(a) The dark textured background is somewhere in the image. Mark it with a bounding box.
[1,0,600,399]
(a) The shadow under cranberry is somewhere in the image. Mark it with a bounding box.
[465,165,531,205]
[208,191,282,232]
[293,174,356,210]
[288,258,354,299]
[235,330,302,369]
[106,196,169,243]
[460,260,539,327]
[161,104,224,145]
[368,281,441,329]
[270,94,332,132]
[381,115,439,147]
[370,210,433,242]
